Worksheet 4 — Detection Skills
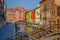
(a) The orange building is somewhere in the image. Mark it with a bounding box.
[26,9,36,23]
[6,7,27,23]
[31,9,36,23]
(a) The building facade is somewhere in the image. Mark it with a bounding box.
[40,0,60,27]
[39,0,60,40]
[26,11,32,23]
[26,8,40,24]
[35,7,40,24]
[6,7,27,23]
[31,9,36,23]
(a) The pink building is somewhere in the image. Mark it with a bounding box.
[6,7,27,23]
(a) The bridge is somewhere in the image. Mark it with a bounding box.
[31,28,60,40]
[25,19,60,40]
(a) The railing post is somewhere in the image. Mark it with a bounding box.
[54,21,55,30]
[22,33,24,40]
[49,21,53,30]
[57,19,59,30]
[49,21,51,30]
[15,23,19,40]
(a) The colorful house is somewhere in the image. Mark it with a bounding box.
[6,7,27,23]
[26,11,32,23]
[31,9,36,23]
[35,7,40,24]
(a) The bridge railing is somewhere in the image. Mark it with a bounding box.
[44,19,60,31]
[14,19,60,40]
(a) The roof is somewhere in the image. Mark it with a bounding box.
[39,0,45,4]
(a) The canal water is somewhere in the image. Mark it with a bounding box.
[0,23,15,40]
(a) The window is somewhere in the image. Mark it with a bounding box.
[11,10,16,12]
[41,5,44,10]
[51,10,55,16]
[54,10,55,16]
[0,8,2,13]
[37,12,40,16]
[9,14,12,16]
[13,14,15,15]
[44,5,46,11]
[51,10,54,16]
[42,14,44,20]
[43,20,46,26]
[57,12,60,16]
[40,14,41,19]
[57,7,60,16]
[19,17,21,18]
[42,12,46,18]
[10,19,13,21]
[46,21,49,25]
[46,1,52,8]
[51,0,54,6]
[42,14,43,18]
[49,2,51,7]
[14,17,15,19]
[47,10,50,17]
[19,14,22,16]
[36,12,40,18]
[19,11,21,13]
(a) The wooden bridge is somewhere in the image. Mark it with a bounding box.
[11,19,60,40]
[28,19,60,40]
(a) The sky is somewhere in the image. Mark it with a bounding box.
[5,0,40,10]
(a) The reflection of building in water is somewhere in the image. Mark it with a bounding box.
[26,25,33,35]
[16,21,26,33]
[0,0,6,27]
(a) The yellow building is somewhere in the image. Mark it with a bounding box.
[26,11,32,23]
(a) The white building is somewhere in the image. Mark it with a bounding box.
[35,7,40,24]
